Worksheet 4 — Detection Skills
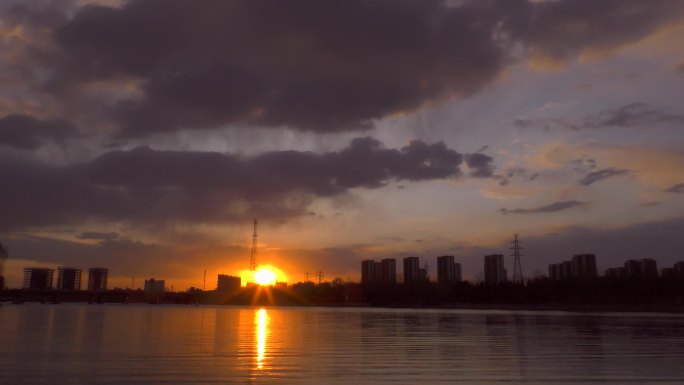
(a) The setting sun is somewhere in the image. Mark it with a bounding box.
[239,265,287,286]
[254,268,277,286]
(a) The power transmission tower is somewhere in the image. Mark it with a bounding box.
[317,270,324,284]
[249,219,258,272]
[0,243,7,281]
[511,234,524,284]
[203,269,206,291]
[304,272,311,283]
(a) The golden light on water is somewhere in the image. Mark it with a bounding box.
[256,308,268,369]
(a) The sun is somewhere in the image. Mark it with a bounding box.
[254,267,277,286]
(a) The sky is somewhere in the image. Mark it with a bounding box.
[1,0,683,290]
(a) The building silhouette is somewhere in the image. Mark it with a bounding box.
[0,243,7,291]
[23,268,54,289]
[662,261,684,277]
[571,254,597,278]
[641,259,658,277]
[57,267,82,290]
[549,254,597,280]
[362,258,397,284]
[144,278,165,293]
[437,255,462,284]
[403,257,421,284]
[622,259,658,278]
[361,260,382,284]
[380,258,396,283]
[217,274,241,291]
[484,254,506,284]
[88,268,108,291]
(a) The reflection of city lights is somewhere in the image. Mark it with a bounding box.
[256,308,267,369]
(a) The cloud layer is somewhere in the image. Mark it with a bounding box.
[0,137,488,230]
[498,200,586,215]
[578,167,632,186]
[2,0,682,139]
[515,103,684,131]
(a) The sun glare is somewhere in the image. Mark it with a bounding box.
[254,267,277,286]
[238,265,286,286]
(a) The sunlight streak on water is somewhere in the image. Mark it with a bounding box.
[256,308,268,369]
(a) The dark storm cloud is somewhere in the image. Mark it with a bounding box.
[515,103,684,132]
[0,137,471,230]
[12,0,675,138]
[497,200,586,215]
[464,153,495,177]
[664,183,684,193]
[578,167,632,186]
[501,0,684,62]
[76,231,119,241]
[54,0,505,136]
[0,114,78,149]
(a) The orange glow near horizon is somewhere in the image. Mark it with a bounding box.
[240,265,287,286]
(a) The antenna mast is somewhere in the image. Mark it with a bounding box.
[0,243,6,279]
[249,219,258,272]
[511,234,524,284]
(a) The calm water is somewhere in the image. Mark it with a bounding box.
[1,304,684,384]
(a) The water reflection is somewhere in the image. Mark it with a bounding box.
[2,305,684,384]
[256,308,268,369]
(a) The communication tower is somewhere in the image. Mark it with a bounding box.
[511,234,524,284]
[0,243,7,279]
[249,219,258,272]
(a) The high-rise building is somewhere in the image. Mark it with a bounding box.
[23,268,54,289]
[675,261,684,276]
[624,259,642,277]
[484,254,506,285]
[571,254,597,278]
[144,278,165,293]
[641,258,658,277]
[57,267,82,290]
[217,274,241,291]
[550,255,598,280]
[624,259,659,278]
[361,260,382,284]
[403,257,420,284]
[88,268,108,291]
[437,255,462,284]
[380,258,396,283]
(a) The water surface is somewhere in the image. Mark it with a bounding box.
[1,304,683,384]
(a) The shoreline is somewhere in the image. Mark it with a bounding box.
[4,299,684,314]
